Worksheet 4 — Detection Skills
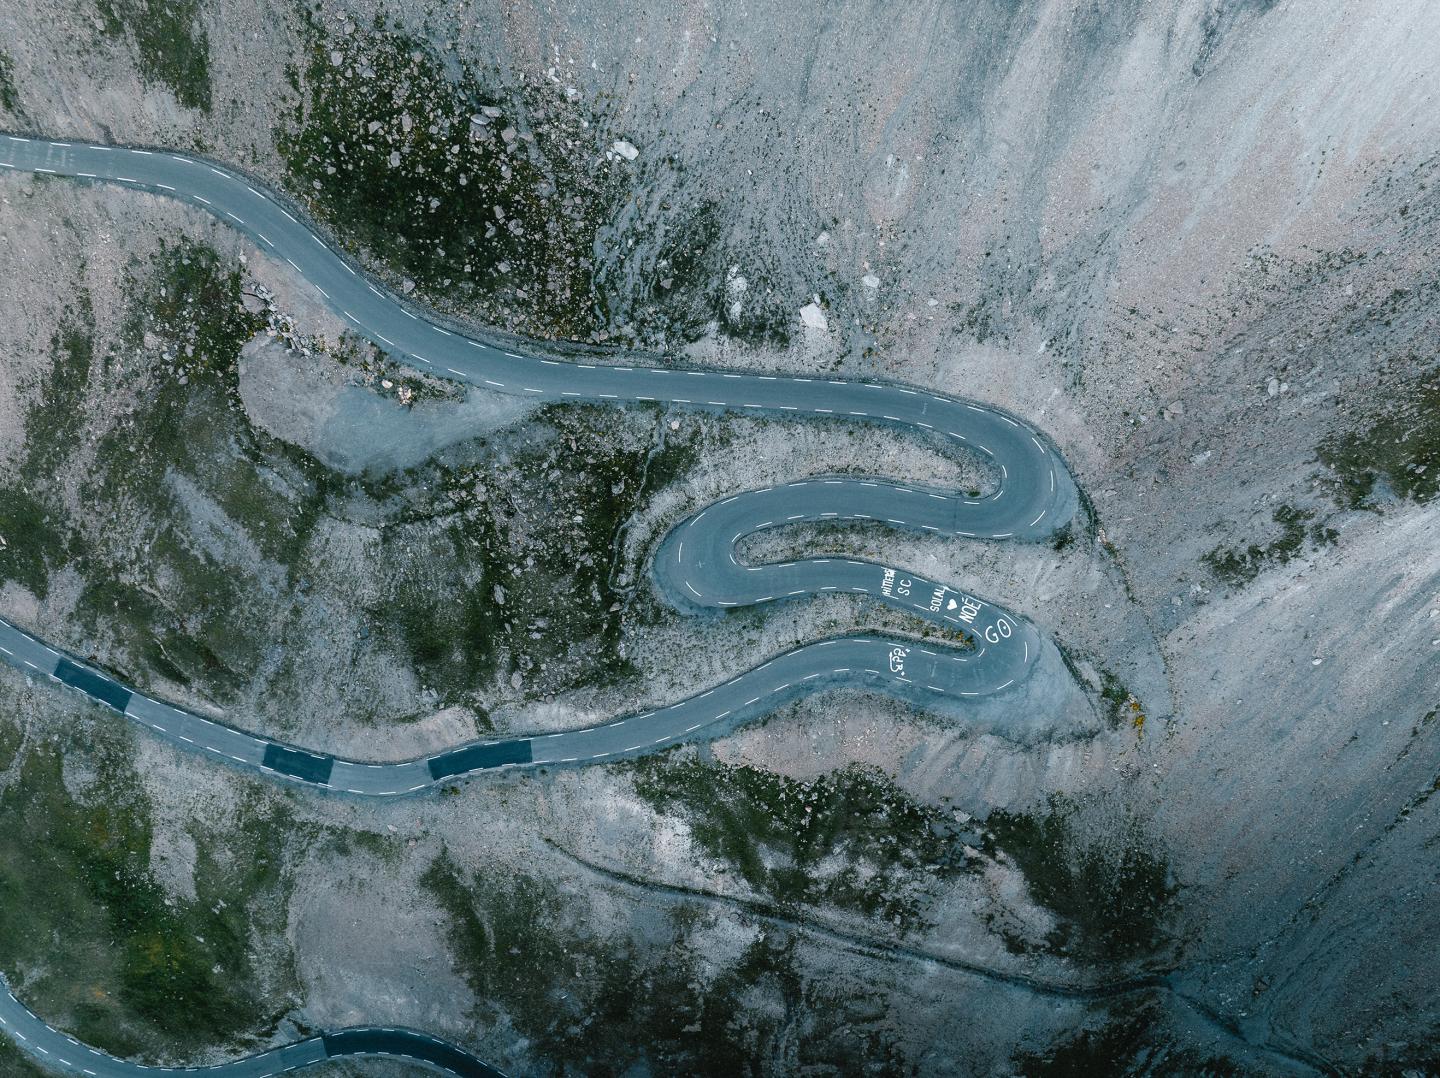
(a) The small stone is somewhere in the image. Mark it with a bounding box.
[799,302,827,331]
[493,584,506,605]
[862,273,880,289]
[366,120,383,134]
[329,50,343,66]
[1267,377,1280,397]
[669,419,680,431]
[501,126,518,144]
[612,139,639,161]
[1311,658,1323,666]
[388,150,401,168]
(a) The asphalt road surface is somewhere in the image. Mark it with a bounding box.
[0,132,1080,1076]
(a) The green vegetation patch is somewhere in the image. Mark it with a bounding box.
[96,0,212,112]
[0,700,290,1058]
[0,50,22,115]
[1010,1001,1247,1077]
[1098,669,1145,733]
[631,754,965,928]
[981,797,1179,964]
[0,308,96,599]
[1318,360,1440,508]
[368,403,700,701]
[276,16,616,338]
[0,484,72,599]
[0,1034,51,1078]
[21,314,96,484]
[1202,504,1337,587]
[75,239,271,698]
[421,853,904,1076]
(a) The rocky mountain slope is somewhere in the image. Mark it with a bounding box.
[0,0,1437,1073]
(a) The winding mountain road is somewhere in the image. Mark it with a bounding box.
[0,132,1080,1076]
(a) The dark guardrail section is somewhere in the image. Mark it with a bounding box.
[428,739,532,781]
[54,658,133,712]
[262,742,336,784]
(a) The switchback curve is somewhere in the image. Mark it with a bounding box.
[0,132,1082,1077]
[0,131,1080,796]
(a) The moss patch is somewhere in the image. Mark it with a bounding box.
[0,308,97,598]
[0,695,291,1058]
[1202,504,1337,587]
[1318,359,1440,509]
[981,797,1179,964]
[0,1034,51,1077]
[73,239,270,697]
[421,852,906,1076]
[96,0,212,112]
[0,50,22,116]
[1098,669,1145,733]
[0,484,71,600]
[631,754,965,929]
[276,15,616,340]
[1010,1002,1247,1076]
[366,403,699,702]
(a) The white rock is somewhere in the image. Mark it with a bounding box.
[387,150,401,168]
[799,303,827,331]
[1267,377,1280,397]
[862,273,880,289]
[612,140,640,161]
[329,50,343,66]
